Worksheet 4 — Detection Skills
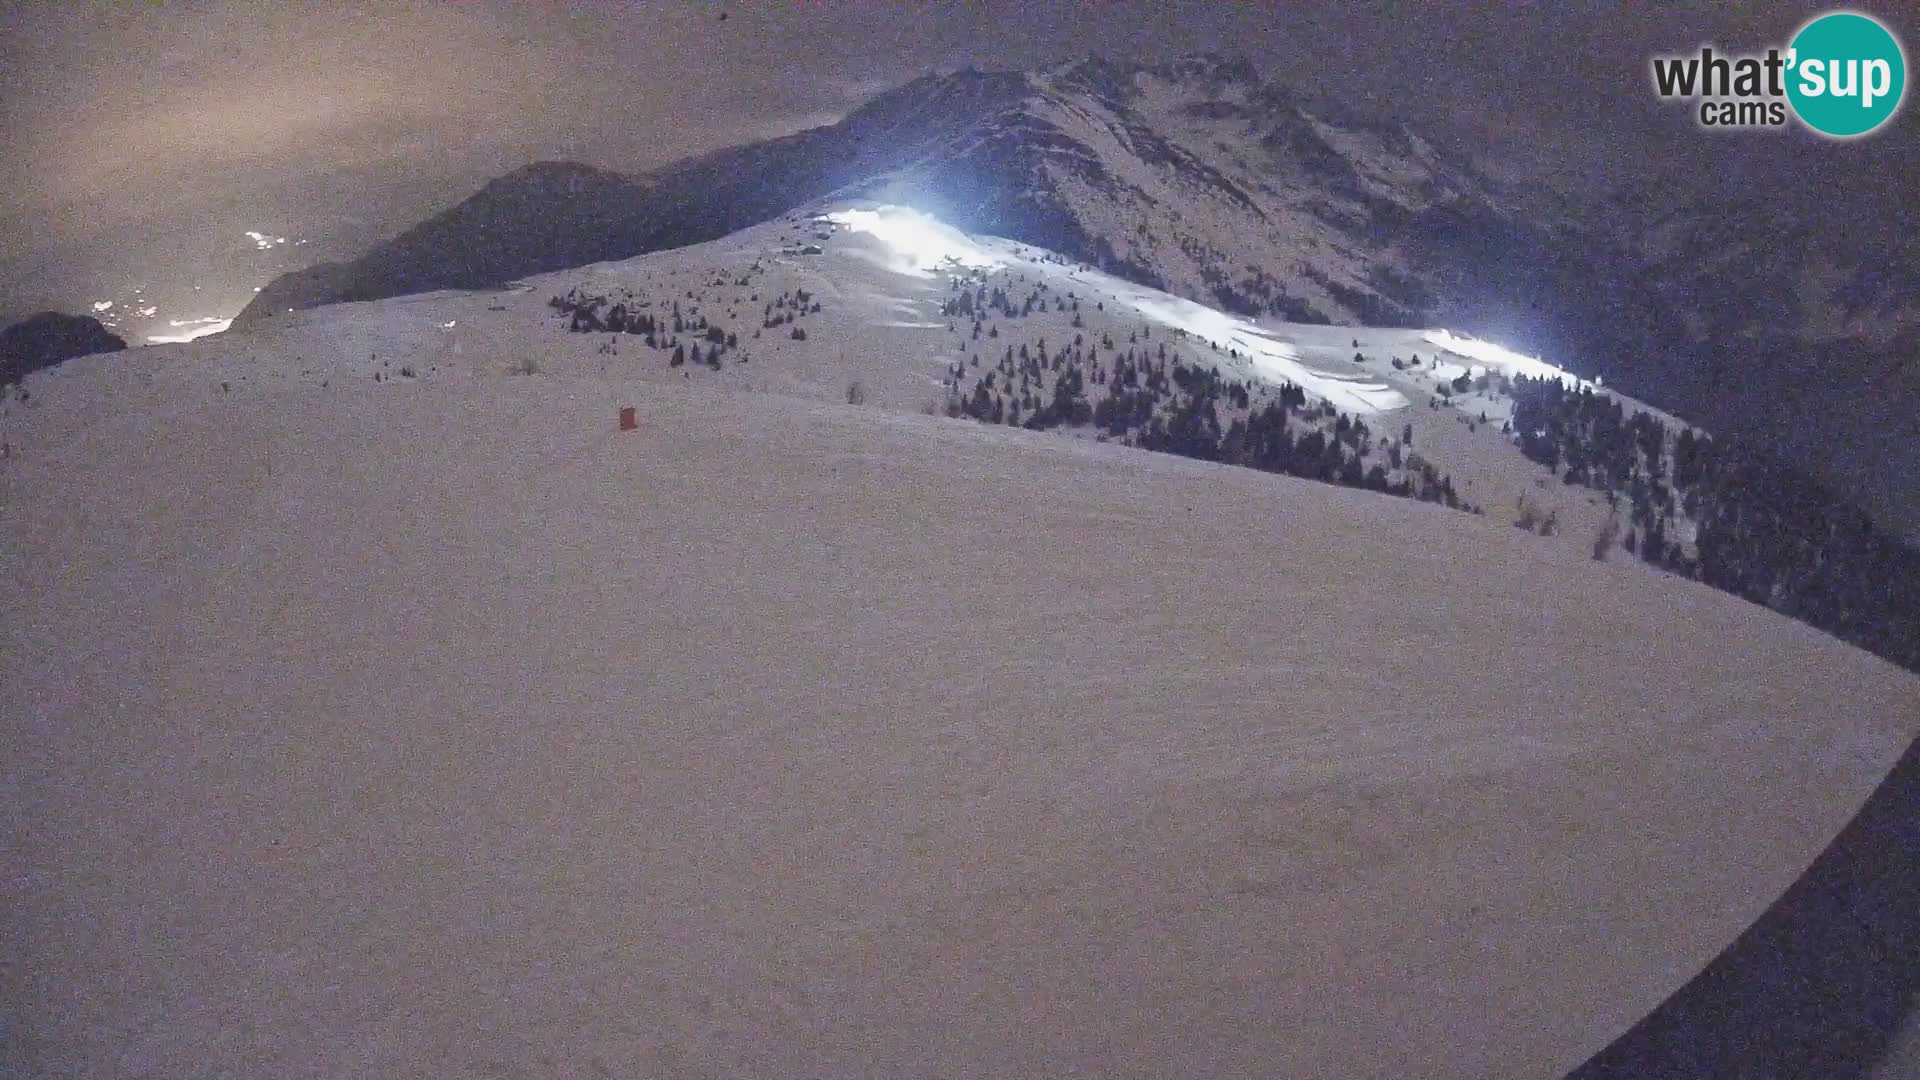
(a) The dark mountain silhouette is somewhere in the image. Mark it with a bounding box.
[1,311,126,386]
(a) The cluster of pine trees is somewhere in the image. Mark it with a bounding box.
[1509,375,1920,672]
[942,320,1472,513]
[1512,376,1683,564]
[941,277,1084,322]
[549,281,824,371]
[761,288,820,330]
[551,290,739,370]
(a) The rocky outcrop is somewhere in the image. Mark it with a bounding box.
[1,312,126,386]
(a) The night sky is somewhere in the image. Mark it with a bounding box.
[3,1,1915,336]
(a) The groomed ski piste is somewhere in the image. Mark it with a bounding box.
[5,204,1917,1078]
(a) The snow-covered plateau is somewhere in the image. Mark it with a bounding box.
[4,205,1916,1078]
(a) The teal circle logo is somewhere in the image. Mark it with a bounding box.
[1786,11,1907,137]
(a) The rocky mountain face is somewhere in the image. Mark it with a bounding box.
[236,52,1918,537]
[0,312,125,386]
[1593,184,1920,541]
[238,54,1512,330]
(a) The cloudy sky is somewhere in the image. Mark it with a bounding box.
[3,1,1915,335]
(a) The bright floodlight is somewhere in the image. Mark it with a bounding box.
[819,207,1000,276]
[1423,329,1586,389]
[819,203,1406,413]
[146,317,232,344]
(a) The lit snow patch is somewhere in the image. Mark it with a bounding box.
[91,300,113,313]
[137,305,158,318]
[147,317,231,344]
[245,231,289,250]
[1423,329,1587,389]
[1083,272,1408,414]
[815,203,1407,413]
[818,207,1001,276]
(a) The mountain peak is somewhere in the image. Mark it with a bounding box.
[1150,51,1260,88]
[1041,55,1138,100]
[238,54,1488,329]
[1041,51,1260,99]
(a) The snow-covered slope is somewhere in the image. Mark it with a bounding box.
[24,203,1914,647]
[5,206,1918,1077]
[229,51,1920,543]
[164,204,1656,559]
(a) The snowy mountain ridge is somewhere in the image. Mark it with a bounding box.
[228,52,1920,541]
[236,52,1503,333]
